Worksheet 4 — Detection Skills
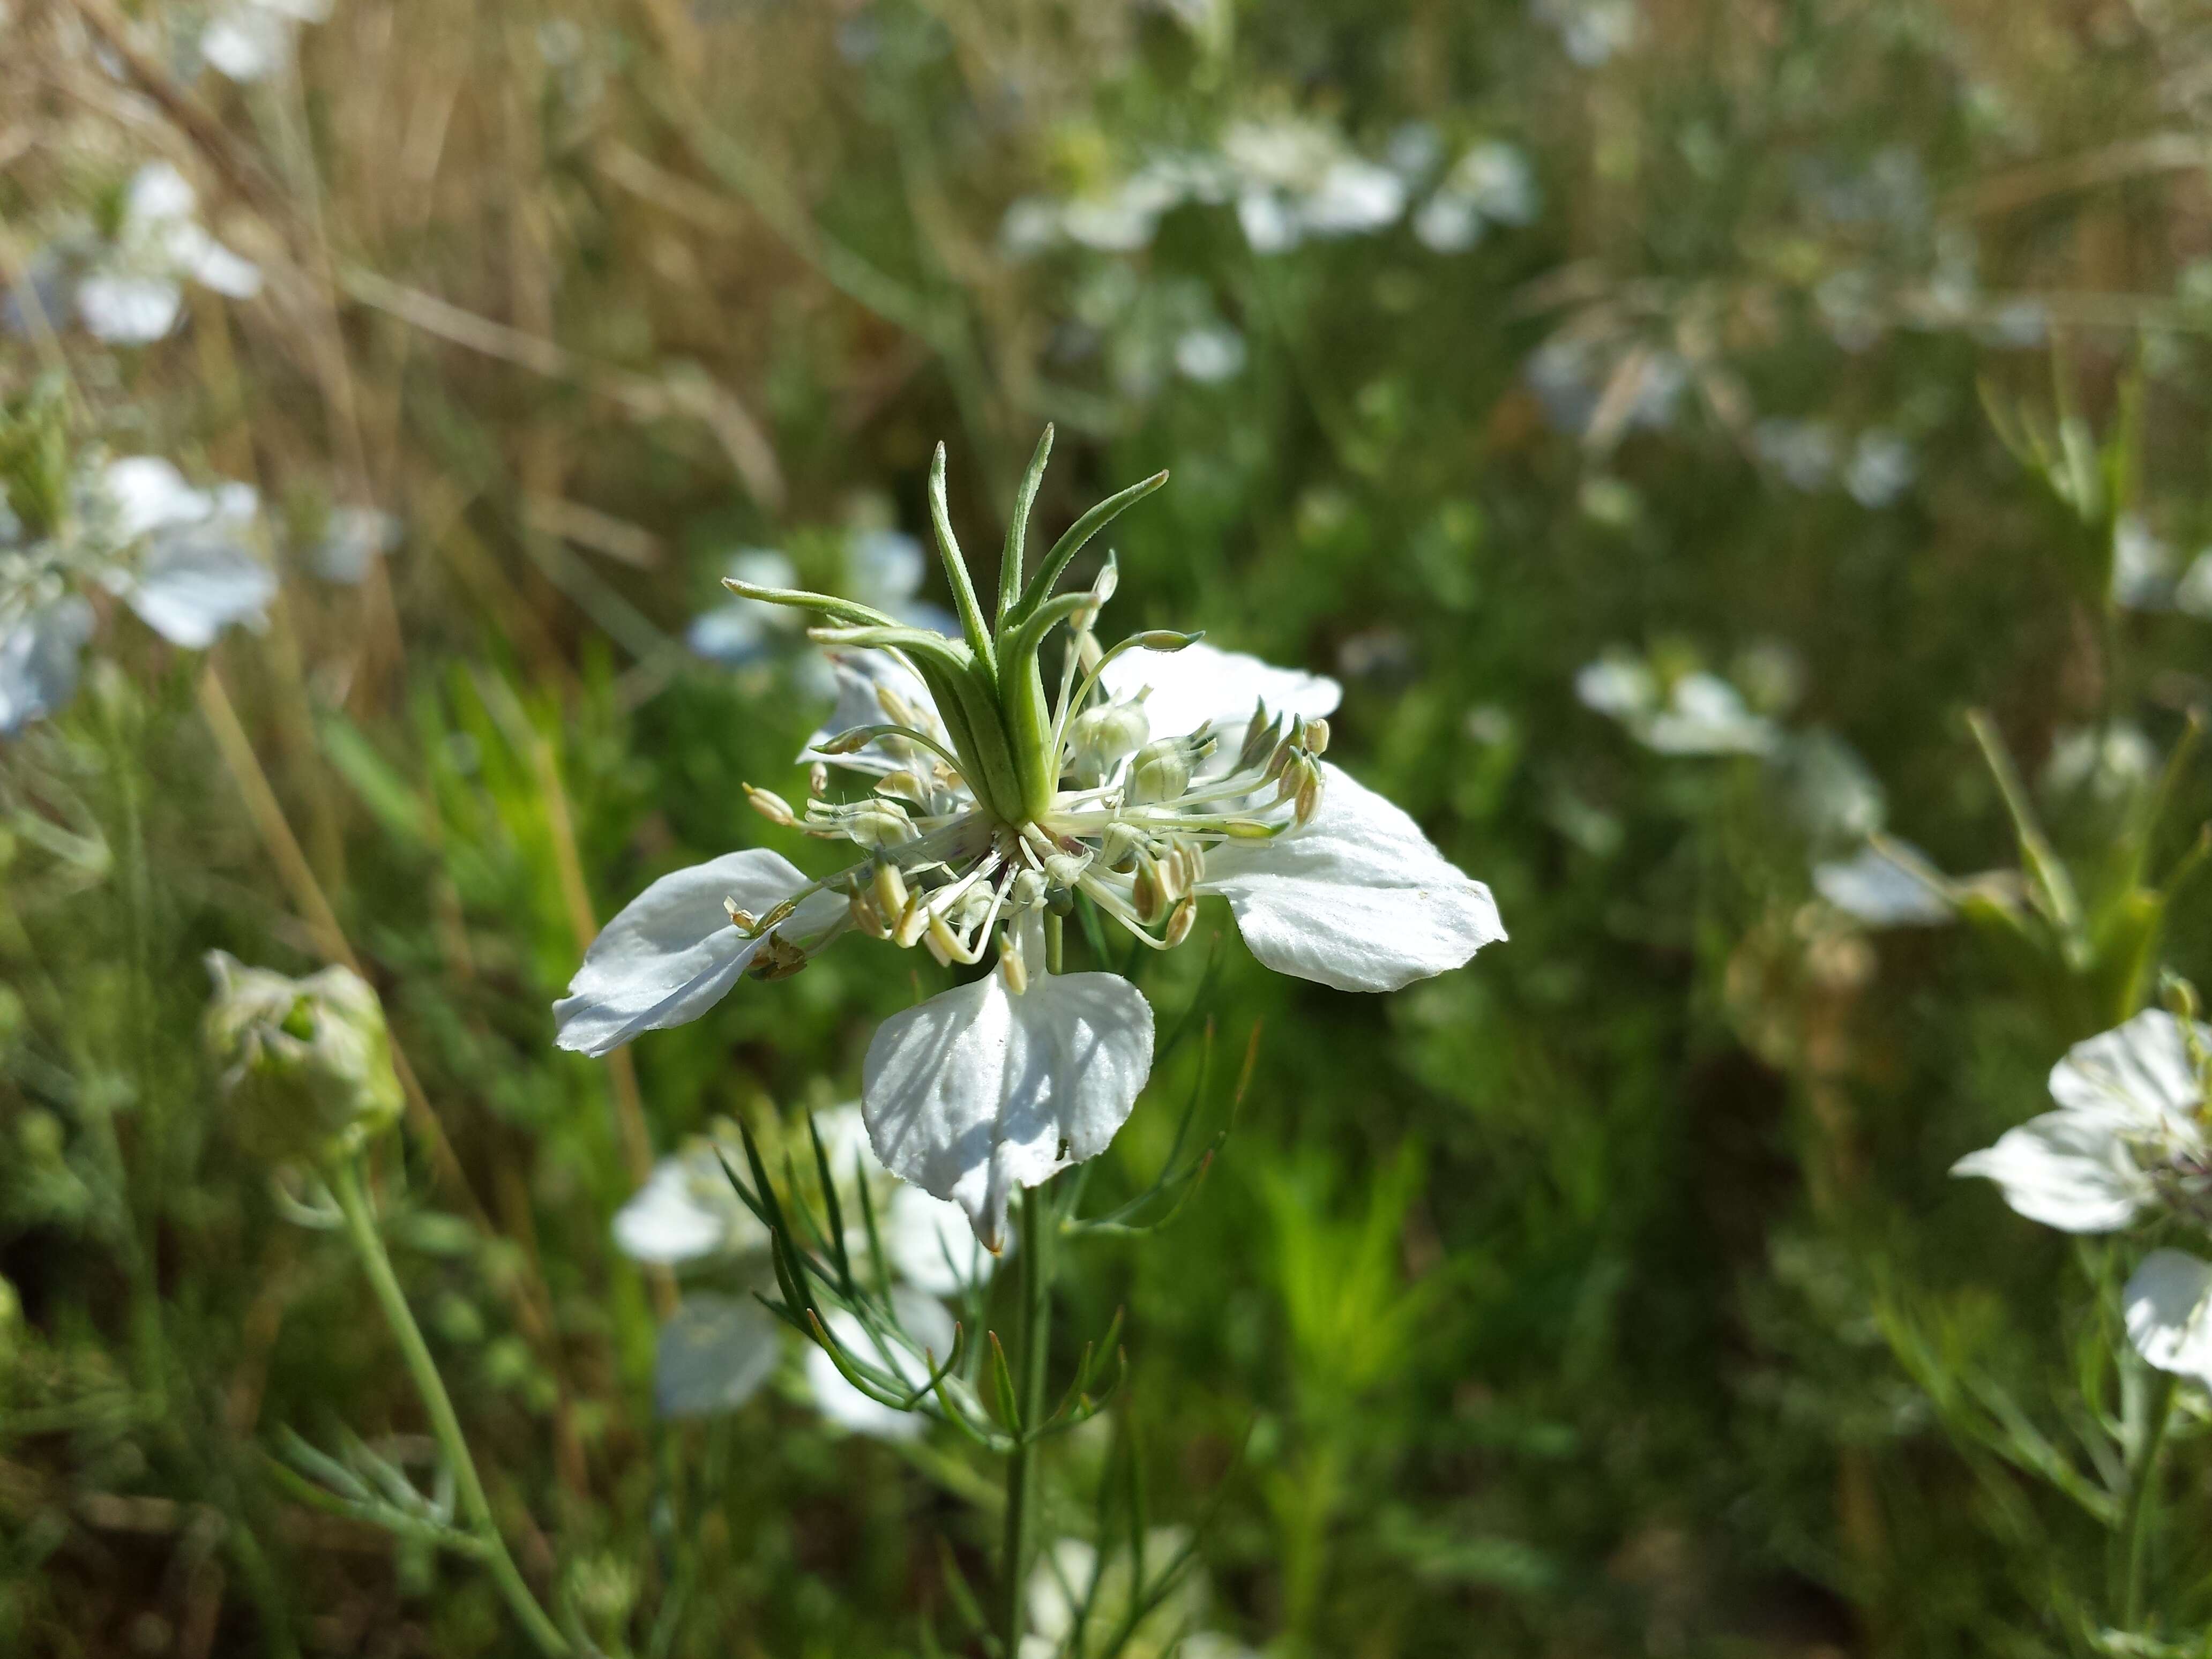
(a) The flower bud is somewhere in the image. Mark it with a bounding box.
[1068,701,1150,784]
[204,952,404,1168]
[1127,738,1193,806]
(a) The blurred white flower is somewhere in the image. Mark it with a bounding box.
[1223,118,1406,253]
[99,456,274,647]
[312,506,401,585]
[1953,1011,2204,1234]
[77,163,260,345]
[200,0,331,83]
[1813,843,1952,926]
[612,1134,767,1267]
[1844,430,1915,508]
[804,1291,955,1440]
[2043,721,2156,805]
[1173,324,1247,384]
[0,595,94,736]
[2125,1250,2212,1391]
[653,1293,781,1419]
[689,532,954,669]
[2174,549,2212,618]
[1018,1530,1216,1659]
[1577,649,1778,756]
[1525,338,1685,439]
[1787,729,1886,842]
[2112,515,2174,611]
[1532,0,1638,64]
[1413,142,1538,253]
[1753,419,1839,491]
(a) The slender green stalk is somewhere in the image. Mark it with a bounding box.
[2118,1369,2178,1628]
[1000,911,1065,1653]
[328,1160,572,1657]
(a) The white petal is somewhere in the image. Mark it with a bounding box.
[313,506,400,584]
[125,530,275,647]
[552,850,840,1056]
[685,601,772,666]
[1950,1110,2152,1232]
[799,650,943,775]
[2048,1010,2209,1141]
[1813,845,1951,927]
[76,275,183,344]
[1097,639,1340,748]
[885,1181,1000,1296]
[124,162,198,228]
[2125,1250,2212,1386]
[1574,654,1657,720]
[805,1292,955,1440]
[1297,158,1405,235]
[654,1294,780,1419]
[0,597,94,735]
[201,12,284,79]
[848,529,925,607]
[614,1150,759,1265]
[809,1102,889,1187]
[1198,761,1505,993]
[104,456,211,538]
[863,969,1154,1249]
[185,235,263,300]
[1642,674,1778,756]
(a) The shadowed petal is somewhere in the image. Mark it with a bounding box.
[0,597,95,735]
[799,650,944,775]
[1199,761,1504,992]
[613,1146,765,1266]
[654,1294,780,1419]
[125,529,276,647]
[2125,1250,2212,1387]
[553,849,842,1056]
[863,969,1154,1249]
[804,1292,956,1440]
[1951,1110,2152,1233]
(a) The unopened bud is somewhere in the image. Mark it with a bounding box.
[820,728,875,756]
[205,952,403,1169]
[840,801,916,848]
[1135,630,1200,652]
[1068,701,1150,783]
[1163,896,1196,947]
[1127,738,1192,806]
[744,783,797,827]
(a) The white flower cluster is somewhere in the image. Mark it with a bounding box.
[1576,642,1956,929]
[1750,419,1917,509]
[687,529,955,673]
[71,163,260,347]
[1002,119,1535,260]
[1955,1012,2212,1391]
[614,1105,994,1436]
[2,455,276,735]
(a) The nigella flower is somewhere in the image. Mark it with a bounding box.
[557,435,1504,1246]
[1575,647,1780,757]
[1954,1011,2212,1388]
[74,163,261,346]
[611,1105,998,1425]
[0,449,273,735]
[198,0,331,83]
[1411,142,1539,254]
[687,531,956,670]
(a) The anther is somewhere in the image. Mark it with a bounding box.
[744,783,797,827]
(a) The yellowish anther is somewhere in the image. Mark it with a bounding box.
[926,909,967,963]
[881,769,928,804]
[873,860,910,921]
[809,761,829,797]
[1132,857,1167,925]
[1294,760,1323,827]
[1163,896,1196,948]
[745,783,798,827]
[1302,718,1331,756]
[847,888,889,939]
[724,896,759,932]
[893,890,931,948]
[999,932,1030,995]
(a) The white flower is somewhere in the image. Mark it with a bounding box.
[804,1290,956,1439]
[1532,0,1639,64]
[1753,419,1839,491]
[1813,843,1952,927]
[312,506,401,585]
[2112,515,2174,611]
[1952,1010,2208,1233]
[1844,430,1915,508]
[1019,1529,1213,1659]
[689,532,954,668]
[77,163,260,345]
[1222,118,1407,253]
[199,0,330,83]
[1413,142,1538,253]
[2124,1250,2212,1389]
[556,443,1504,1246]
[1579,649,1778,758]
[2043,722,2156,806]
[2173,548,2212,619]
[612,1135,767,1266]
[100,457,274,647]
[654,1292,781,1419]
[1174,325,1247,384]
[0,595,94,735]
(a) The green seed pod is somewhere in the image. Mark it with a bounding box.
[204,952,405,1169]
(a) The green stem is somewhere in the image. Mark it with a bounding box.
[999,1185,1056,1653]
[328,1160,572,1657]
[2118,1369,2178,1628]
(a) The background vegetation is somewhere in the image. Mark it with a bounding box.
[8,0,2212,1652]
